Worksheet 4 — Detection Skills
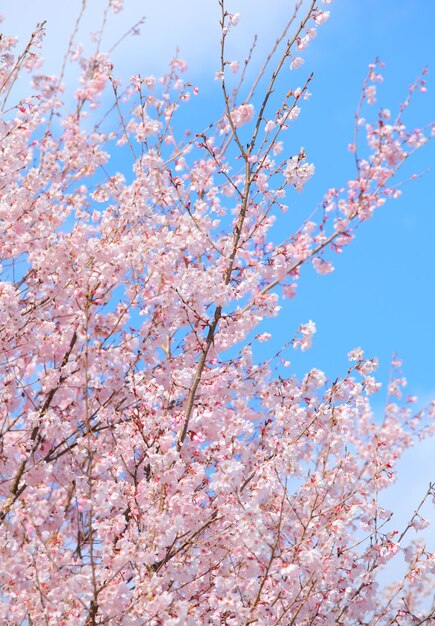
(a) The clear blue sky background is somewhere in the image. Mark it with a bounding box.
[3,0,435,573]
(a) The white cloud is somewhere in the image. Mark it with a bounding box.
[2,0,304,78]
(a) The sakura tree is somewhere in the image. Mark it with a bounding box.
[0,1,434,624]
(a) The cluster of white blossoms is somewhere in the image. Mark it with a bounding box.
[283,149,315,192]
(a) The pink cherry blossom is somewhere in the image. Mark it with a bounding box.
[290,56,305,70]
[293,320,317,351]
[230,102,255,127]
[264,119,276,132]
[348,347,364,361]
[283,150,315,191]
[0,2,433,625]
[314,11,330,25]
[312,257,334,274]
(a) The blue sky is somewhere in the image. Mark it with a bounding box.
[3,0,434,571]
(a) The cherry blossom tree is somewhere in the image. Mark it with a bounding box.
[0,1,434,624]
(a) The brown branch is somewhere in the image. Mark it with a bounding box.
[0,331,77,523]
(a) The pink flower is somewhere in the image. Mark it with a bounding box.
[365,84,377,104]
[230,103,254,127]
[364,376,382,395]
[273,140,284,155]
[294,320,317,351]
[256,332,272,342]
[109,0,123,13]
[290,56,305,70]
[348,347,364,361]
[297,28,317,50]
[312,257,334,275]
[411,515,430,531]
[314,11,330,25]
[284,151,315,191]
[143,75,156,89]
[228,12,240,26]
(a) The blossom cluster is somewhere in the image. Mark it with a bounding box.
[0,2,433,625]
